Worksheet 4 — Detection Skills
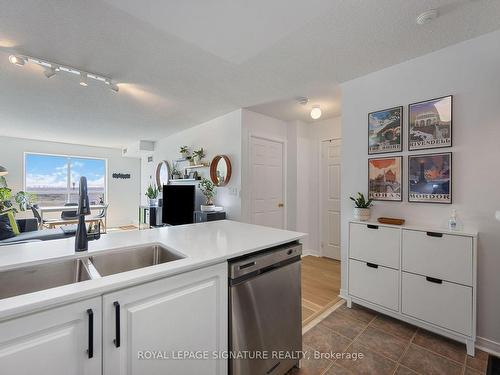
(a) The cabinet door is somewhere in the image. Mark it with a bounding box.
[0,297,102,375]
[103,263,227,375]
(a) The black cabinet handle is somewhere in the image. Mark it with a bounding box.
[426,276,443,284]
[426,231,443,238]
[366,262,379,269]
[113,301,121,348]
[367,224,379,229]
[87,309,94,359]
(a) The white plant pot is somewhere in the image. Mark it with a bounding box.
[193,156,201,165]
[149,198,158,207]
[201,204,215,212]
[354,207,371,221]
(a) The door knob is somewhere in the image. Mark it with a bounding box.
[278,203,284,208]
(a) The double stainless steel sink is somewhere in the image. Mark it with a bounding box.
[0,244,184,300]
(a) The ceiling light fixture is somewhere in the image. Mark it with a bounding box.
[44,67,57,78]
[310,105,322,120]
[416,9,439,25]
[8,55,26,66]
[79,72,88,87]
[6,53,118,92]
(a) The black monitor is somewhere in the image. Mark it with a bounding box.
[162,185,195,225]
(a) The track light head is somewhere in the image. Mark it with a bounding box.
[44,67,57,78]
[79,72,88,87]
[9,55,26,66]
[106,80,119,93]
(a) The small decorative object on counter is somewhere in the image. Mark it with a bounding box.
[377,217,405,225]
[350,192,373,221]
[199,178,216,211]
[193,148,205,165]
[179,146,190,159]
[145,184,159,206]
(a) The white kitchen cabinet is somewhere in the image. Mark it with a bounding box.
[0,297,102,375]
[102,262,227,375]
[347,221,477,356]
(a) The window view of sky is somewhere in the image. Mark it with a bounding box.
[25,153,106,206]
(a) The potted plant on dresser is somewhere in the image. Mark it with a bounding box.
[199,178,216,211]
[350,192,373,221]
[145,184,159,206]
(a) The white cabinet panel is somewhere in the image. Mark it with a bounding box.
[402,229,473,285]
[103,263,227,375]
[348,259,399,311]
[402,272,472,336]
[0,297,102,375]
[349,223,400,269]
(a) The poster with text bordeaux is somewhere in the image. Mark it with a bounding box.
[368,156,402,201]
[408,153,452,204]
[368,106,402,154]
[408,95,452,150]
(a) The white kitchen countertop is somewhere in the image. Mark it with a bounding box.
[0,220,306,320]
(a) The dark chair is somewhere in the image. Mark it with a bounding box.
[61,203,79,220]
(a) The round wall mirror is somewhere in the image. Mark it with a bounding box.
[156,160,171,190]
[210,155,232,187]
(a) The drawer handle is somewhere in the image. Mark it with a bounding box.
[426,231,443,238]
[87,309,94,359]
[366,262,378,269]
[367,224,379,229]
[426,276,443,284]
[113,301,121,348]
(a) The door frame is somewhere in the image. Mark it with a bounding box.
[318,137,341,258]
[248,133,288,229]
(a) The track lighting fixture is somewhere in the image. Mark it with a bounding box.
[44,67,57,78]
[8,55,26,66]
[79,72,88,87]
[7,53,118,92]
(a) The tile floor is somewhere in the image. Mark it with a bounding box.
[293,303,489,375]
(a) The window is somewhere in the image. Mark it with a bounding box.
[25,153,107,207]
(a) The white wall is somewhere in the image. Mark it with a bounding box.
[340,30,500,349]
[141,110,242,220]
[0,136,141,227]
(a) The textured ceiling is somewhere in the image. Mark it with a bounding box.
[0,0,499,148]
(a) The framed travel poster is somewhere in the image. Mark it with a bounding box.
[368,106,403,154]
[408,95,452,150]
[408,153,452,204]
[368,156,402,201]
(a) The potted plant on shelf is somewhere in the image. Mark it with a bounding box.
[193,148,205,165]
[199,178,216,211]
[350,192,373,221]
[179,146,189,159]
[186,155,195,166]
[145,184,159,206]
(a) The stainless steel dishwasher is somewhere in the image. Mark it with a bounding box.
[229,242,302,375]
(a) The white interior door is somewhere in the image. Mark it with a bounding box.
[320,139,341,259]
[250,136,285,229]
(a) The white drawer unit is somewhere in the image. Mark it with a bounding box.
[402,229,473,286]
[348,259,399,311]
[401,272,472,336]
[349,222,400,269]
[346,221,477,356]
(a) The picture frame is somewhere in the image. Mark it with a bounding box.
[408,152,452,204]
[408,95,452,151]
[368,106,403,154]
[368,156,403,202]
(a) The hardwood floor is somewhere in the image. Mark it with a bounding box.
[301,255,341,326]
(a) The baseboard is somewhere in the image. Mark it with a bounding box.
[476,336,500,358]
[302,249,320,257]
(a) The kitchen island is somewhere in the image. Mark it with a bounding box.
[0,220,305,375]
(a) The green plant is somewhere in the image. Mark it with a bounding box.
[145,184,159,199]
[15,191,36,211]
[180,146,189,154]
[198,178,216,205]
[349,192,373,208]
[193,148,205,160]
[0,186,13,214]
